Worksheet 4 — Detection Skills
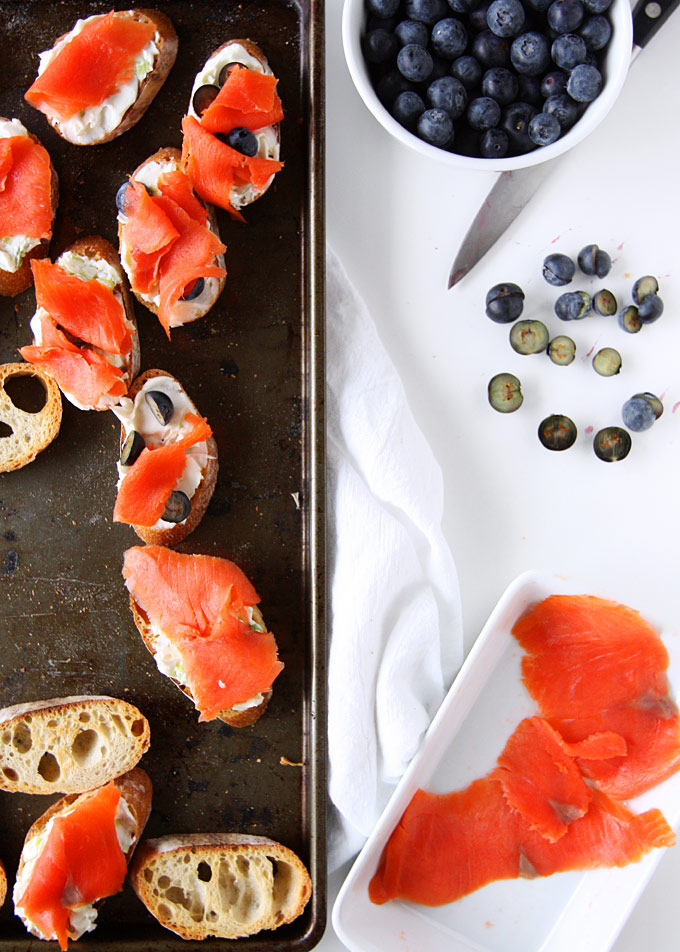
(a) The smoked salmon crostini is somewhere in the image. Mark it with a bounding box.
[24,9,178,146]
[122,544,284,727]
[117,147,226,336]
[18,236,140,412]
[112,369,218,546]
[181,39,284,220]
[0,118,58,297]
[13,768,152,950]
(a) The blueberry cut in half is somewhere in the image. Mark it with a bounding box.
[162,490,192,524]
[538,414,577,450]
[145,390,175,426]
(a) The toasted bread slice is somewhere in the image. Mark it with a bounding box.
[113,368,218,546]
[0,695,150,794]
[19,235,140,411]
[130,833,312,940]
[0,860,6,908]
[117,147,226,330]
[0,363,62,472]
[128,592,271,728]
[14,768,152,943]
[186,39,282,211]
[25,9,178,146]
[0,119,58,297]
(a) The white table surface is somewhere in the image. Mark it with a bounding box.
[322,0,680,949]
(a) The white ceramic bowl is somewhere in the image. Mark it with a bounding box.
[342,0,633,170]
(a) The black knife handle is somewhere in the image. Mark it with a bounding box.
[633,0,680,48]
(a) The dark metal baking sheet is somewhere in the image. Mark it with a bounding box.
[0,0,326,948]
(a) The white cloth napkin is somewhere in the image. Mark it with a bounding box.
[326,246,464,871]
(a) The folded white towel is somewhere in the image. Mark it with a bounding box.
[326,246,464,870]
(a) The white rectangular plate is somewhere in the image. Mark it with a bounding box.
[332,570,680,952]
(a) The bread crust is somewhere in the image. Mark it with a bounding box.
[0,125,58,297]
[0,860,6,909]
[0,363,62,472]
[0,694,150,793]
[130,832,312,940]
[41,9,178,146]
[119,368,218,546]
[128,593,271,728]
[15,768,152,939]
[118,147,226,324]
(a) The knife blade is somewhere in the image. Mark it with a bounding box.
[448,0,680,289]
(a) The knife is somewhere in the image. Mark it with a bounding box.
[447,0,680,289]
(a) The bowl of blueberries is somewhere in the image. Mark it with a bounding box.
[342,0,632,167]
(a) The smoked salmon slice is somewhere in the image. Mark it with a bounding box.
[513,595,680,799]
[113,412,212,527]
[122,545,284,719]
[0,135,53,239]
[119,173,226,335]
[16,783,127,950]
[181,115,283,218]
[369,756,674,907]
[25,12,156,121]
[200,65,284,135]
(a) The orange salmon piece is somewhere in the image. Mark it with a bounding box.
[31,258,131,355]
[0,135,53,239]
[17,784,126,950]
[122,545,284,718]
[157,169,209,224]
[113,413,212,527]
[200,65,284,134]
[25,12,156,121]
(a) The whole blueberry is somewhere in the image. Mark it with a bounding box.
[547,0,585,32]
[376,70,414,107]
[621,396,656,432]
[392,90,426,129]
[481,66,519,104]
[485,282,525,323]
[567,63,603,101]
[416,107,455,146]
[394,19,430,47]
[367,0,401,17]
[541,70,569,97]
[579,14,612,49]
[486,0,526,36]
[528,111,561,145]
[637,292,664,323]
[397,43,434,81]
[405,0,450,22]
[480,127,510,156]
[554,290,592,320]
[551,33,588,69]
[542,252,575,286]
[363,29,399,64]
[501,100,537,152]
[431,17,468,58]
[543,92,580,127]
[577,243,612,277]
[469,2,493,30]
[467,95,502,130]
[510,31,551,75]
[426,75,468,116]
[451,54,483,87]
[472,29,511,67]
[447,0,474,10]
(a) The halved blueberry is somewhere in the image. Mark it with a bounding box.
[145,390,174,425]
[162,490,191,523]
[181,277,206,302]
[120,430,145,467]
[192,84,220,116]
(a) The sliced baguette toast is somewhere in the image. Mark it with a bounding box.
[117,147,226,330]
[0,120,58,297]
[114,368,218,546]
[186,39,282,211]
[0,363,62,472]
[14,767,152,943]
[0,860,5,908]
[25,9,178,146]
[19,234,141,411]
[130,833,312,940]
[0,695,150,794]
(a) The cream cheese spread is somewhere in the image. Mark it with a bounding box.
[0,119,42,272]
